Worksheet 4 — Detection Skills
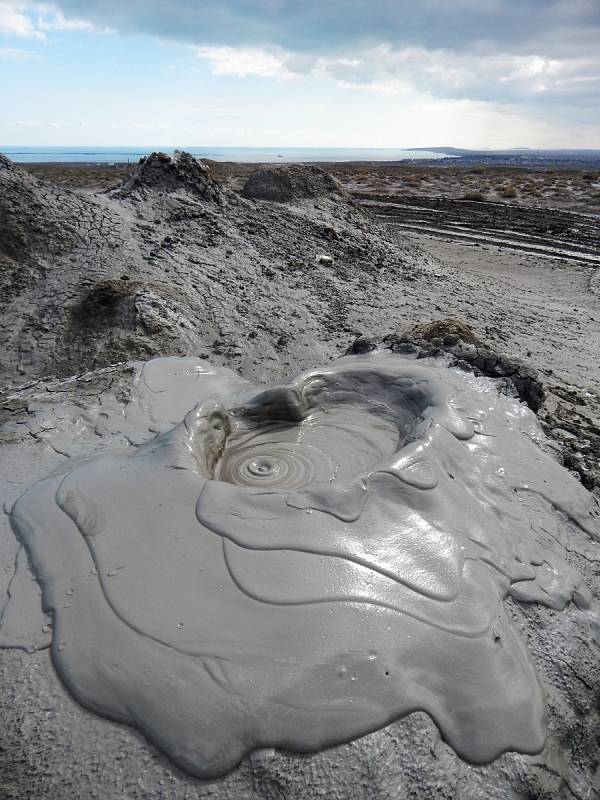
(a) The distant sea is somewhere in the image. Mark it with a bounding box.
[1,146,453,164]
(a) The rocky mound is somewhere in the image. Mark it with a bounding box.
[113,150,225,203]
[242,164,345,202]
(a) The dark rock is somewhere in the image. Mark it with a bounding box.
[443,333,461,346]
[394,342,419,355]
[348,336,377,354]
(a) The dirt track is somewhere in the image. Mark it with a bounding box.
[354,193,600,270]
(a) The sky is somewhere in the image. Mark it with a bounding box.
[1,0,599,149]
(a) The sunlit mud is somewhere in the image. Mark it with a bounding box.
[7,354,600,777]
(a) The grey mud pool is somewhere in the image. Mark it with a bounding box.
[3,353,599,778]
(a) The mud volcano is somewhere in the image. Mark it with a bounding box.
[7,353,600,778]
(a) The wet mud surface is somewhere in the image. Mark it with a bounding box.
[0,356,599,799]
[8,354,598,777]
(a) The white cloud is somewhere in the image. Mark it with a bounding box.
[110,122,172,131]
[36,7,93,32]
[0,44,36,57]
[195,45,296,80]
[193,40,600,109]
[0,1,95,39]
[0,2,43,37]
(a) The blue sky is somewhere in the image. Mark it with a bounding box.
[1,1,599,148]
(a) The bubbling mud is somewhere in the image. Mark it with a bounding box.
[7,354,600,778]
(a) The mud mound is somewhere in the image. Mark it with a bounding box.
[349,319,545,412]
[0,156,79,310]
[76,277,141,319]
[0,155,76,264]
[0,151,436,389]
[60,277,201,368]
[242,164,345,202]
[114,150,225,203]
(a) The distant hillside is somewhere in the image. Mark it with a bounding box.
[408,147,600,167]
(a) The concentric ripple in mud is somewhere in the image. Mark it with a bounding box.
[6,354,600,778]
[215,407,398,490]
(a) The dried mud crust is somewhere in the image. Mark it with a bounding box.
[0,153,437,387]
[541,388,600,492]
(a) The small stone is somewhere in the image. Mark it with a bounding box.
[316,254,334,266]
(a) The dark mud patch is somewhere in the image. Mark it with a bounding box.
[74,278,143,323]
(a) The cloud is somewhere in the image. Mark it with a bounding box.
[0,44,36,57]
[195,45,295,79]
[42,0,600,56]
[191,41,600,111]
[4,1,600,130]
[0,1,94,39]
[0,1,42,37]
[109,122,172,131]
[308,45,600,104]
[36,1,599,115]
[36,7,93,32]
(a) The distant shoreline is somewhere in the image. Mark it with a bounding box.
[4,145,600,169]
[0,146,454,165]
[15,155,600,170]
